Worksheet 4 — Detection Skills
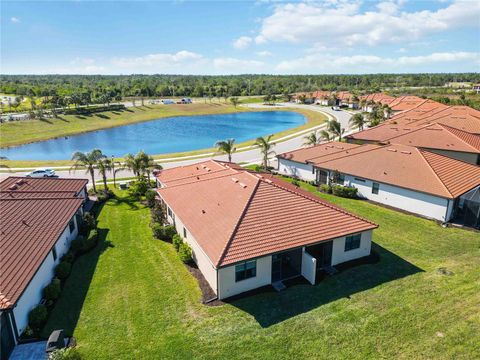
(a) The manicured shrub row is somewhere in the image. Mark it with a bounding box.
[63,104,125,115]
[152,224,176,241]
[318,184,358,198]
[27,211,99,337]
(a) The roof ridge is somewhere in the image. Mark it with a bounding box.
[383,123,434,142]
[438,124,480,151]
[264,177,377,227]
[216,176,261,267]
[0,197,83,201]
[1,176,88,182]
[313,144,384,166]
[417,149,454,198]
[161,169,244,188]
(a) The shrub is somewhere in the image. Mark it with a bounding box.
[150,202,165,224]
[28,304,48,331]
[43,279,61,301]
[97,189,114,203]
[319,184,332,194]
[178,243,193,264]
[61,251,75,264]
[291,179,300,187]
[332,185,358,198]
[151,223,164,240]
[55,261,72,280]
[48,348,82,360]
[128,178,149,198]
[23,326,34,338]
[82,229,99,252]
[172,234,183,251]
[79,212,96,235]
[70,236,86,254]
[145,189,157,208]
[163,225,176,241]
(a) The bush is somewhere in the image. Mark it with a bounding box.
[81,229,99,252]
[319,184,332,194]
[97,189,114,203]
[163,225,176,241]
[150,202,165,224]
[172,234,183,251]
[55,261,71,280]
[43,279,61,301]
[128,178,149,198]
[151,223,164,240]
[70,236,86,254]
[28,304,48,331]
[291,179,300,187]
[79,212,96,235]
[48,348,82,360]
[332,185,358,198]
[178,243,193,264]
[61,251,75,264]
[145,189,157,208]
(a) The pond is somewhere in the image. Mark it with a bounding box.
[0,111,306,160]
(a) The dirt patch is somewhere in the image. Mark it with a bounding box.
[185,263,224,306]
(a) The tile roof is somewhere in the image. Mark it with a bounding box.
[388,96,428,112]
[157,164,377,267]
[0,177,86,309]
[315,144,480,199]
[0,177,88,194]
[278,141,361,163]
[359,93,396,105]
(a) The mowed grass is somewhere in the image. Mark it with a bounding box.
[42,187,480,359]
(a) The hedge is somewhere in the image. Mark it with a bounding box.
[178,243,193,264]
[28,304,48,331]
[332,185,358,198]
[55,261,71,280]
[43,279,61,301]
[172,234,183,251]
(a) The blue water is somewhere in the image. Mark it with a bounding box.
[0,111,306,160]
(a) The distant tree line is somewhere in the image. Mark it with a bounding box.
[1,73,479,100]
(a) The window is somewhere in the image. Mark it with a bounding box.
[69,218,75,233]
[345,234,361,251]
[52,245,57,261]
[167,207,173,217]
[372,182,380,194]
[183,227,187,238]
[235,260,257,282]
[354,177,366,183]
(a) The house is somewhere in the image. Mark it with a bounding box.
[0,177,88,359]
[335,91,359,109]
[155,160,377,299]
[359,93,396,112]
[346,123,480,165]
[276,142,480,227]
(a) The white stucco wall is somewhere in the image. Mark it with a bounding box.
[217,256,272,299]
[277,158,316,181]
[164,205,218,294]
[331,230,372,266]
[13,216,78,335]
[341,174,451,221]
[301,249,316,285]
[427,149,479,165]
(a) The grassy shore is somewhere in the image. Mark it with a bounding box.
[41,187,480,359]
[0,103,327,168]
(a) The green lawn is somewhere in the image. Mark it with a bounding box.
[42,186,480,359]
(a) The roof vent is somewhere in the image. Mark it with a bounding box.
[201,209,206,214]
[387,149,397,152]
[15,179,25,185]
[231,177,239,183]
[265,179,273,184]
[239,182,247,188]
[401,151,411,154]
[8,185,17,190]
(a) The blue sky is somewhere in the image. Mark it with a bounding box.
[1,0,479,74]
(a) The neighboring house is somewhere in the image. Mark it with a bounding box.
[0,177,88,359]
[336,91,359,109]
[155,160,377,300]
[277,141,362,182]
[346,123,480,165]
[276,142,480,227]
[359,93,396,112]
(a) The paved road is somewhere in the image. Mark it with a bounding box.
[1,104,353,183]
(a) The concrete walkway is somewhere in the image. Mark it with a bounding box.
[0,104,353,181]
[9,341,47,360]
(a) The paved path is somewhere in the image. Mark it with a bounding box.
[1,105,353,182]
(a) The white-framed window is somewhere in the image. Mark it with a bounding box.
[183,227,187,238]
[372,182,380,194]
[345,234,361,251]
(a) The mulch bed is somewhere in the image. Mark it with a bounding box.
[184,263,225,306]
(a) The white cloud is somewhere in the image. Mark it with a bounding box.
[112,50,203,67]
[276,51,480,73]
[233,36,253,49]
[256,50,272,57]
[10,17,20,23]
[396,47,407,53]
[253,0,480,47]
[213,57,265,73]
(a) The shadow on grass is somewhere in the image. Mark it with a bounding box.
[41,228,113,338]
[39,118,53,124]
[229,243,423,328]
[75,115,86,120]
[107,193,141,210]
[96,113,110,119]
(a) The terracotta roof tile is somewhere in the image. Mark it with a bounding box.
[278,141,360,163]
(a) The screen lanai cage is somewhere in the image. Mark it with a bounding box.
[454,187,480,229]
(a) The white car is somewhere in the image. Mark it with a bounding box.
[26,169,56,178]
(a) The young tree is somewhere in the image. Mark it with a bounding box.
[319,129,332,142]
[230,97,239,108]
[215,139,236,162]
[349,113,366,131]
[327,119,345,141]
[96,157,113,191]
[71,149,104,193]
[254,135,275,170]
[303,131,320,147]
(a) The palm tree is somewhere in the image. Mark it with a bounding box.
[230,97,239,108]
[319,129,331,142]
[137,151,161,184]
[349,113,366,131]
[96,157,112,191]
[383,104,393,119]
[303,131,320,147]
[327,120,345,141]
[215,139,236,162]
[71,149,104,193]
[254,135,275,170]
[124,153,143,179]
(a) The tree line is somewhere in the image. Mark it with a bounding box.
[2,73,479,99]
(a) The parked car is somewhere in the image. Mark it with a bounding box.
[26,169,56,177]
[162,99,175,105]
[331,106,341,111]
[181,98,192,104]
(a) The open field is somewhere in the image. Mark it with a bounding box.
[41,185,480,359]
[0,104,327,168]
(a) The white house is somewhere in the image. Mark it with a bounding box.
[0,177,88,359]
[277,142,480,227]
[156,160,377,300]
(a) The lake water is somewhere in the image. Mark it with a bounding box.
[0,111,306,160]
